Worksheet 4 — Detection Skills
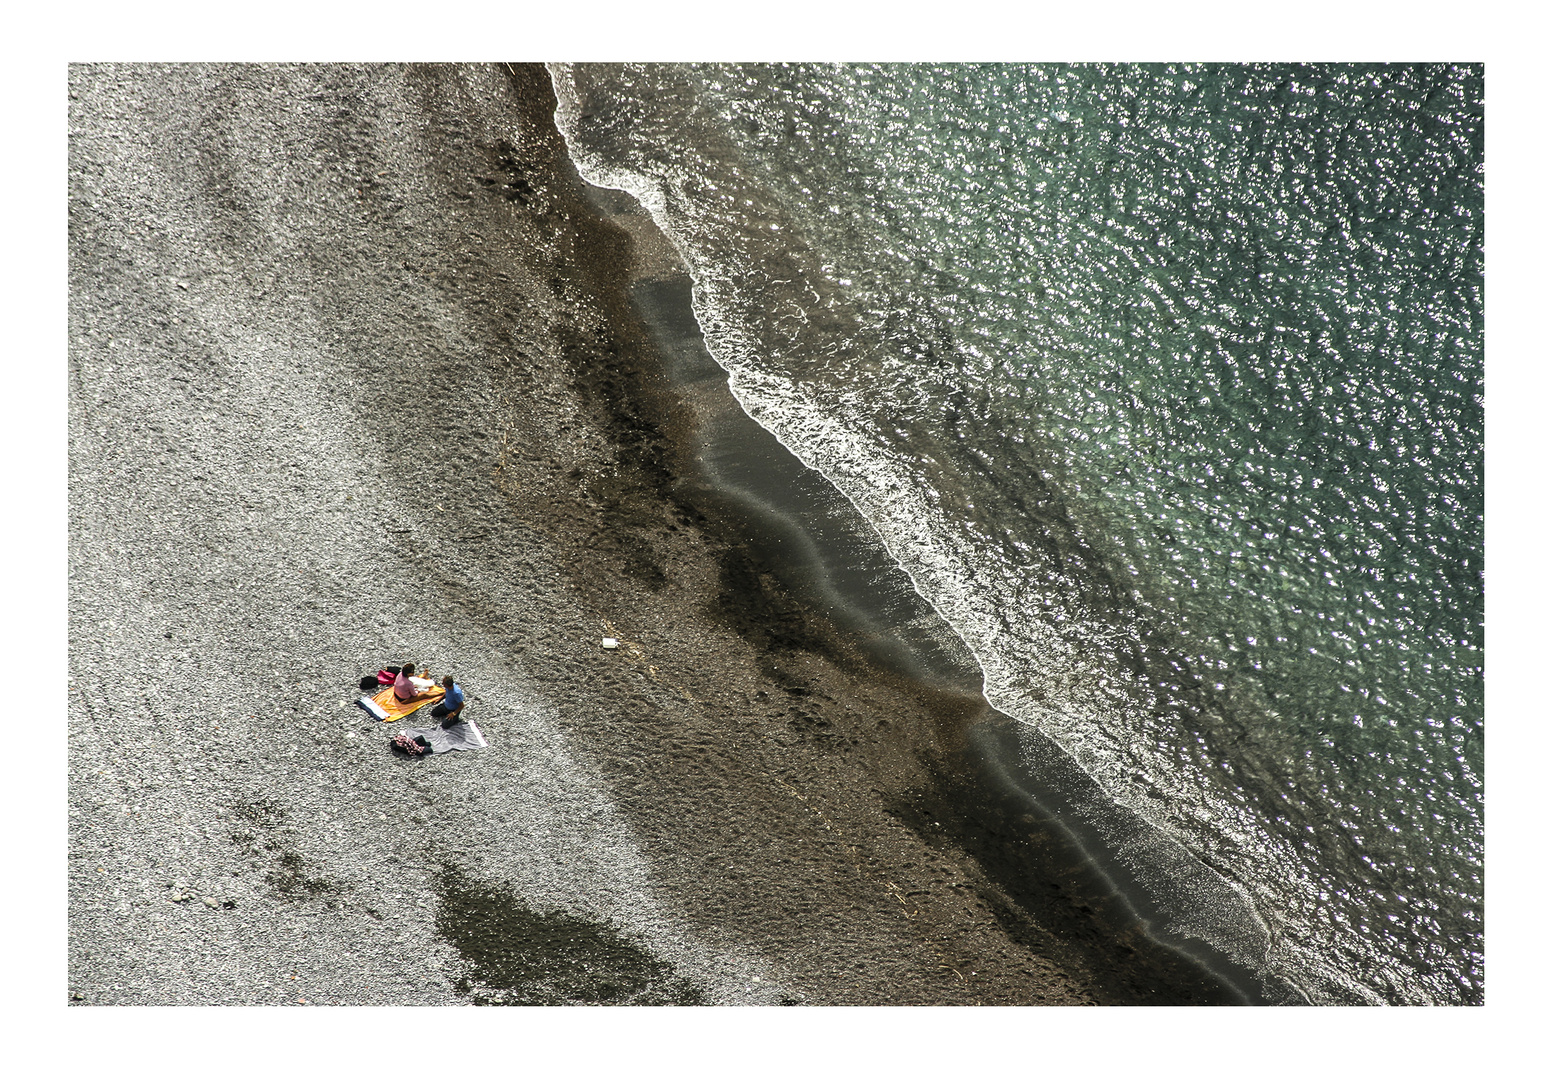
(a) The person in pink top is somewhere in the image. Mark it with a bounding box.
[392,663,420,703]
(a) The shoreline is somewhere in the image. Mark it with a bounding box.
[610,226,1267,1005]
[69,61,1242,1005]
[559,74,1269,1003]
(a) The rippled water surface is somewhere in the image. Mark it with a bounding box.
[551,63,1483,1004]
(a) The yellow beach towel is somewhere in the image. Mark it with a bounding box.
[361,683,445,723]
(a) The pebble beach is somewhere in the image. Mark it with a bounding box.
[67,62,1241,1007]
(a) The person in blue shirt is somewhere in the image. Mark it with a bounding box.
[431,675,466,727]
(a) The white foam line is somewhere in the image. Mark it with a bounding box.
[545,62,1312,1001]
[544,65,1479,1004]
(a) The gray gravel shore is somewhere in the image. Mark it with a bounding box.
[68,62,1235,1007]
[67,62,786,1006]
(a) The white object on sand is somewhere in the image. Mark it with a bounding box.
[601,637,620,649]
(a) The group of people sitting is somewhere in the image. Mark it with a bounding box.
[392,663,466,727]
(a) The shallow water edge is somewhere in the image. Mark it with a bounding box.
[586,184,1284,1003]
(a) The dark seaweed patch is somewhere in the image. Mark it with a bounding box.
[884,757,1243,1006]
[265,851,343,898]
[712,544,833,657]
[433,864,706,1006]
[231,797,287,828]
[228,798,345,901]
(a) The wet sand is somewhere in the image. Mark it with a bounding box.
[67,62,1240,1005]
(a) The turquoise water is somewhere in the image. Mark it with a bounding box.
[551,63,1483,1004]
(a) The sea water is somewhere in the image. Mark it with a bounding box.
[549,63,1483,1005]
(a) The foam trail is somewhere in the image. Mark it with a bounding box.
[545,62,1482,1005]
[547,62,1302,1003]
